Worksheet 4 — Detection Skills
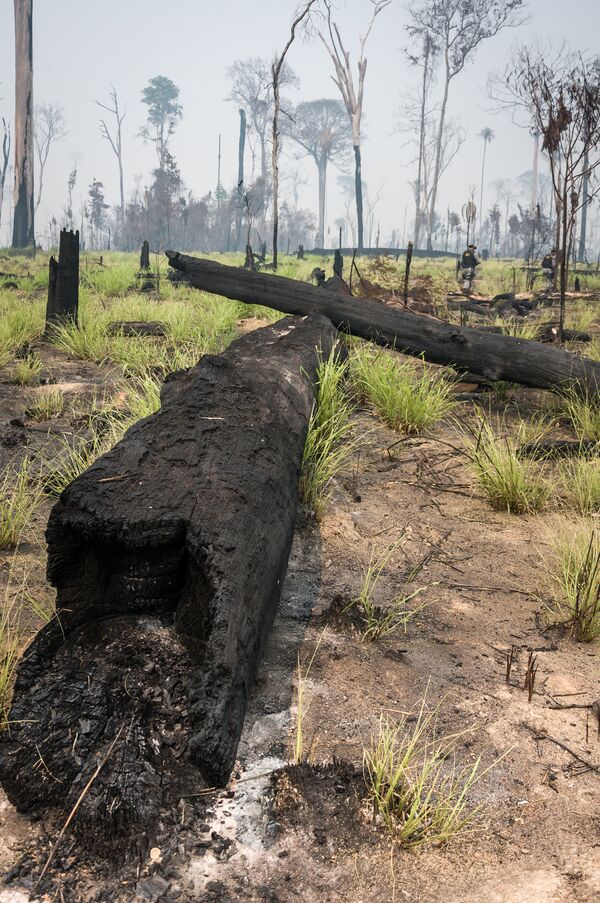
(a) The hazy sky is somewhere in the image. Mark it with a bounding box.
[1,0,599,247]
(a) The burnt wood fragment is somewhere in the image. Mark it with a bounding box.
[0,315,337,852]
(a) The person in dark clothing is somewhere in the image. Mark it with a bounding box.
[461,244,481,270]
[541,248,556,282]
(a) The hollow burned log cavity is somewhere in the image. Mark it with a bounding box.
[0,315,336,852]
[166,252,600,396]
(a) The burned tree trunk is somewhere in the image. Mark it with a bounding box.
[140,239,150,270]
[12,0,35,249]
[0,315,337,852]
[45,229,79,331]
[166,252,600,396]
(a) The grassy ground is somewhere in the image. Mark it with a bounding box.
[0,248,599,900]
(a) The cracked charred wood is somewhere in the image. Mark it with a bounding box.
[166,253,600,396]
[0,314,337,853]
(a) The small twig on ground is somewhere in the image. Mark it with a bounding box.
[523,724,600,777]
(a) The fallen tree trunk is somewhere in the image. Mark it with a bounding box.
[0,314,336,853]
[166,252,600,396]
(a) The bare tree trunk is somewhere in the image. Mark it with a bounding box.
[578,148,590,263]
[354,144,364,252]
[166,252,600,396]
[0,119,10,236]
[426,54,450,251]
[317,159,327,248]
[12,0,35,250]
[479,140,488,241]
[414,38,431,251]
[271,79,281,267]
[559,182,568,342]
[235,109,246,252]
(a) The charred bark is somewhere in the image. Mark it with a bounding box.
[140,240,150,270]
[45,229,79,332]
[166,253,600,396]
[0,315,337,853]
[12,0,34,249]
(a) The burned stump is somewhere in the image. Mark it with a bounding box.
[45,229,79,333]
[0,315,337,852]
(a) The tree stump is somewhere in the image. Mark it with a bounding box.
[0,315,337,854]
[140,240,150,270]
[45,229,79,332]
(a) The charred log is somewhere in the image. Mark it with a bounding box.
[166,253,600,396]
[0,315,337,853]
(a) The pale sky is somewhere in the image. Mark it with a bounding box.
[1,0,599,248]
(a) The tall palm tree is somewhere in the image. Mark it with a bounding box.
[478,127,495,242]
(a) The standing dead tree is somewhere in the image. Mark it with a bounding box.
[510,48,600,339]
[34,103,66,213]
[285,98,351,248]
[271,0,320,270]
[404,33,438,250]
[406,0,525,251]
[96,85,127,220]
[12,0,35,249]
[0,117,10,237]
[320,0,391,254]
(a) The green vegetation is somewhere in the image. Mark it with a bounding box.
[25,387,65,421]
[293,632,325,766]
[561,388,600,443]
[0,459,40,551]
[351,346,455,434]
[462,416,551,514]
[349,539,433,641]
[560,457,600,514]
[300,351,357,519]
[545,525,600,642]
[364,695,491,846]
[11,353,43,386]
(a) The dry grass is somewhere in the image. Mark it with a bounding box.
[544,524,600,642]
[364,693,495,846]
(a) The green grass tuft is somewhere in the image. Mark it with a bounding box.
[364,694,493,846]
[462,417,551,514]
[351,346,455,434]
[300,351,358,519]
[0,459,40,551]
[545,525,600,642]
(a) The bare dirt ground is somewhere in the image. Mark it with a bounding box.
[0,342,599,902]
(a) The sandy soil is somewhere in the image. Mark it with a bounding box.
[0,339,599,902]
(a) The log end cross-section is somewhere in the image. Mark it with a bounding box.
[0,315,337,853]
